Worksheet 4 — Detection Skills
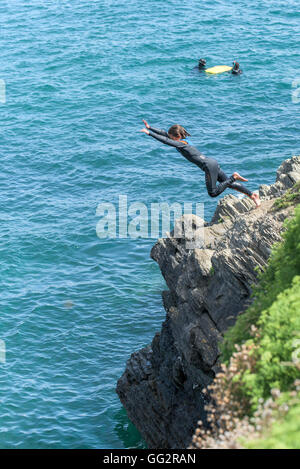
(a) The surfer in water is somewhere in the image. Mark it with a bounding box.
[192,58,207,74]
[194,59,242,75]
[198,58,207,69]
[232,61,242,75]
[140,120,261,207]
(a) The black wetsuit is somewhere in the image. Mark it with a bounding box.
[232,63,242,75]
[148,127,252,198]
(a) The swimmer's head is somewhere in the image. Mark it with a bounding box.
[198,58,206,67]
[232,61,240,70]
[168,124,191,140]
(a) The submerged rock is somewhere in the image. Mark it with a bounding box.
[116,156,300,449]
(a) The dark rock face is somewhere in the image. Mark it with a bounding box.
[116,156,300,449]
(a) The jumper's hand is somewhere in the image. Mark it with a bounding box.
[140,128,149,135]
[142,119,150,129]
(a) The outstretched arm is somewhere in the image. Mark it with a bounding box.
[148,127,169,137]
[147,129,186,148]
[140,127,185,148]
[142,119,169,137]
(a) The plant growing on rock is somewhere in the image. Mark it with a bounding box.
[189,339,299,450]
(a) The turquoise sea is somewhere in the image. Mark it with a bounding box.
[0,0,299,449]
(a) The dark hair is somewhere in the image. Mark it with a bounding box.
[168,124,191,139]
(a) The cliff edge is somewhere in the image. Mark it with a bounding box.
[116,156,300,449]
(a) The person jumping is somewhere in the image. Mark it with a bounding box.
[140,120,261,207]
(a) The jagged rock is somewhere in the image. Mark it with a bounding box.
[259,155,300,200]
[211,194,253,225]
[116,156,300,449]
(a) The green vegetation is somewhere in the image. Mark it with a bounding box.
[222,203,300,362]
[230,277,300,410]
[273,180,300,211]
[245,401,300,449]
[220,201,300,448]
[218,215,230,224]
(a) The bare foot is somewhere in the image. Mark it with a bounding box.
[233,172,248,182]
[251,193,261,208]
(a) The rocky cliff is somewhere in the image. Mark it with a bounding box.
[116,156,300,449]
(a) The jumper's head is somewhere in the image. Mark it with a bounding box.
[168,124,191,140]
[198,58,207,67]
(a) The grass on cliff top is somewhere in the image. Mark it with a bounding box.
[273,180,300,211]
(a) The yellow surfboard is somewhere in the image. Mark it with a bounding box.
[205,65,233,75]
